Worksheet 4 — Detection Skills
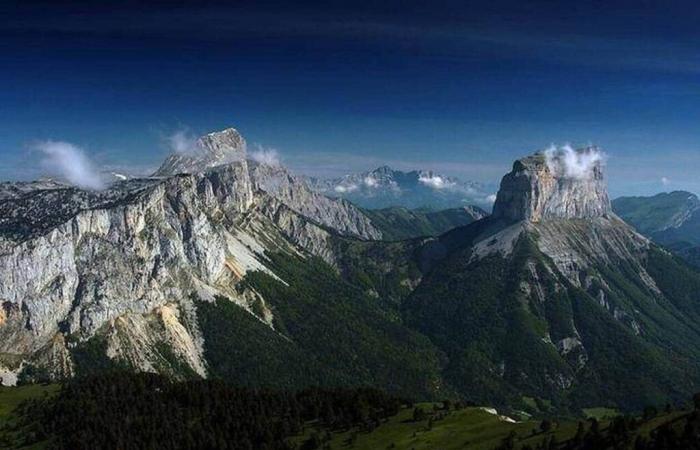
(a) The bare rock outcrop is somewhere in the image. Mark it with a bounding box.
[0,125,383,383]
[492,147,612,222]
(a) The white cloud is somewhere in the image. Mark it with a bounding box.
[418,173,456,190]
[661,176,671,186]
[33,140,105,190]
[249,144,281,166]
[485,194,497,204]
[166,129,200,154]
[334,183,358,193]
[544,144,607,180]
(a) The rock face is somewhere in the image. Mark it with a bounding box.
[154,128,247,177]
[492,149,612,222]
[249,162,382,241]
[474,148,651,289]
[0,125,382,384]
[404,147,700,411]
[153,127,381,241]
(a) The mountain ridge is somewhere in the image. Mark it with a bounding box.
[308,165,496,211]
[613,191,700,267]
[5,132,700,415]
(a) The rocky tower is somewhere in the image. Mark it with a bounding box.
[154,128,247,176]
[492,147,612,222]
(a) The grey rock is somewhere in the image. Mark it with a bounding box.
[0,126,384,379]
[492,149,612,222]
[154,128,247,177]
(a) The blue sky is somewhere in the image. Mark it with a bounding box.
[1,0,700,197]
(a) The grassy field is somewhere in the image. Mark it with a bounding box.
[0,384,690,450]
[582,407,620,420]
[293,403,582,450]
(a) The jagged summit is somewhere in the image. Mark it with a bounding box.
[492,146,612,222]
[154,127,247,176]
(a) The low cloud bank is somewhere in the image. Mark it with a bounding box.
[34,140,105,190]
[418,173,456,190]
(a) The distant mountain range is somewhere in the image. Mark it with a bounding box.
[613,191,700,266]
[307,166,496,211]
[5,127,700,416]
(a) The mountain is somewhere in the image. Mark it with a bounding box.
[153,128,382,241]
[6,133,700,416]
[0,126,445,397]
[153,128,247,176]
[613,191,700,266]
[308,166,496,211]
[402,148,700,412]
[363,206,487,240]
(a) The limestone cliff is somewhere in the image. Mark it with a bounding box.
[153,128,247,177]
[492,148,612,222]
[0,126,380,384]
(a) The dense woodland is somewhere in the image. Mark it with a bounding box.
[5,372,700,449]
[6,372,404,450]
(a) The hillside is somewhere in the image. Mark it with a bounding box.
[612,191,700,238]
[3,374,700,450]
[365,205,487,240]
[613,191,700,267]
[403,149,700,413]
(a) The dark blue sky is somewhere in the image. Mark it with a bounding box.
[2,0,700,196]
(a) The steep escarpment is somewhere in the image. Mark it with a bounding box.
[0,126,442,396]
[153,128,247,177]
[249,162,382,241]
[0,161,281,381]
[404,147,700,413]
[7,136,700,415]
[492,148,611,222]
[153,128,381,241]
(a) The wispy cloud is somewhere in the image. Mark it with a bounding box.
[33,140,105,190]
[418,173,456,190]
[249,144,281,166]
[165,129,200,155]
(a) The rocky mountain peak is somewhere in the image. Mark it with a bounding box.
[154,127,247,176]
[492,146,612,222]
